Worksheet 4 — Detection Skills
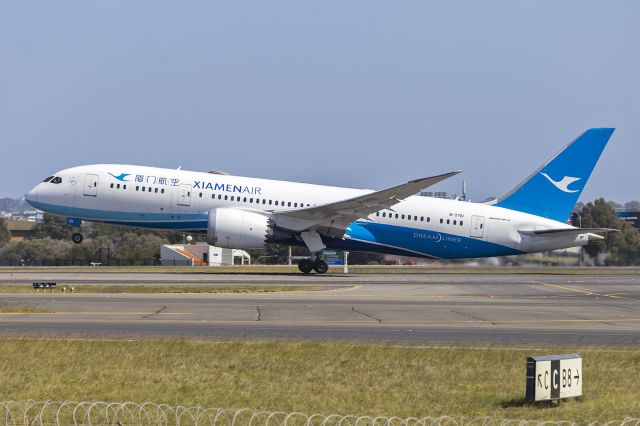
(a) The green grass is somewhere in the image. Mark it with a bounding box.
[3,265,640,275]
[0,339,638,421]
[0,284,324,293]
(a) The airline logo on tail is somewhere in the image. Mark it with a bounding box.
[540,173,581,193]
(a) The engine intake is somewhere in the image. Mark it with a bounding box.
[207,208,272,249]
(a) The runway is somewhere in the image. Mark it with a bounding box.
[1,271,639,346]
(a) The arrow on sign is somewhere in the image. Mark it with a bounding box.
[574,370,580,384]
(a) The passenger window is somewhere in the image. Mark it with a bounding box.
[294,203,298,207]
[199,192,202,197]
[149,187,153,192]
[161,188,164,194]
[288,202,291,207]
[250,198,253,203]
[110,183,114,188]
[440,219,443,224]
[218,194,221,199]
[376,212,379,216]
[460,221,463,226]
[420,216,424,222]
[275,201,279,206]
[224,195,228,200]
[142,186,146,191]
[269,200,272,205]
[117,184,120,189]
[123,185,127,189]
[136,186,139,191]
[382,212,386,217]
[262,199,266,204]
[427,217,431,222]
[447,219,450,224]
[401,214,405,219]
[453,220,457,225]
[156,188,159,193]
[395,214,399,219]
[231,196,235,201]
[243,197,247,202]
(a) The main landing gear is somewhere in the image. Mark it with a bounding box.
[298,258,329,274]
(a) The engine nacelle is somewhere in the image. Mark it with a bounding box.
[206,208,272,249]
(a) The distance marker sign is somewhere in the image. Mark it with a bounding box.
[526,354,582,402]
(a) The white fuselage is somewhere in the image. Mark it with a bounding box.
[26,164,588,259]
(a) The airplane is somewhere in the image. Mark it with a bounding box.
[25,128,616,273]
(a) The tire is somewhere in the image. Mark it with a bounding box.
[313,259,329,274]
[297,259,313,274]
[71,233,84,244]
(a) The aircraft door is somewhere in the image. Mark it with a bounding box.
[177,184,192,206]
[470,215,485,238]
[83,174,99,197]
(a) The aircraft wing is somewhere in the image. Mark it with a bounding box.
[271,171,461,237]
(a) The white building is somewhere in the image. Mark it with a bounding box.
[160,242,251,266]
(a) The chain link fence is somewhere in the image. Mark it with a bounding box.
[1,401,639,426]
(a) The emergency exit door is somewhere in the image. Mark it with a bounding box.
[177,184,192,206]
[83,174,99,196]
[470,215,485,238]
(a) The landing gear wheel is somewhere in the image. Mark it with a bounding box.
[313,259,329,274]
[71,233,84,244]
[298,259,314,274]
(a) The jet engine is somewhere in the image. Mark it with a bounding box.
[206,208,273,249]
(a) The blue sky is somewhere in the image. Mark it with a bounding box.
[1,0,638,202]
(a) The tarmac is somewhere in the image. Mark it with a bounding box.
[1,271,639,346]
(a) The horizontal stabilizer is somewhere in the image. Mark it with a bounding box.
[518,227,618,236]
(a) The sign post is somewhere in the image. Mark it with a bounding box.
[526,354,582,402]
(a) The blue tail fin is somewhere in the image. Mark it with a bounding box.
[494,128,614,222]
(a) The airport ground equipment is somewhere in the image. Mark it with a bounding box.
[526,354,582,402]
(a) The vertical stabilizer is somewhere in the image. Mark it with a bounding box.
[495,128,614,222]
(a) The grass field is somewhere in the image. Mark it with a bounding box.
[0,284,324,293]
[0,338,638,421]
[2,265,640,275]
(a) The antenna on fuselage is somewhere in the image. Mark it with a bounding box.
[177,166,182,170]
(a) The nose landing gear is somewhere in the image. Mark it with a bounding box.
[297,258,329,274]
[71,233,84,244]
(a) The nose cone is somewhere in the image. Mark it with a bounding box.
[25,186,38,206]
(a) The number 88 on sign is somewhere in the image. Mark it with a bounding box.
[526,354,582,402]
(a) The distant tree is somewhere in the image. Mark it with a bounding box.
[0,239,60,263]
[579,198,640,265]
[606,200,622,210]
[624,200,640,211]
[33,213,74,240]
[0,219,10,245]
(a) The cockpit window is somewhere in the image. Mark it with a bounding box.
[50,177,62,184]
[42,176,54,182]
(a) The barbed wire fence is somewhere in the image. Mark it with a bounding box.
[1,401,639,426]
